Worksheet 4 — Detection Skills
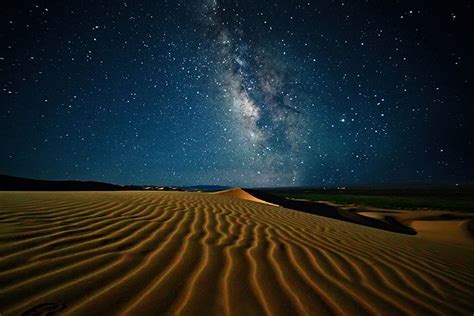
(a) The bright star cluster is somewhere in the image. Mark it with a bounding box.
[0,1,472,186]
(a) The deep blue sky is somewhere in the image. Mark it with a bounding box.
[1,1,473,186]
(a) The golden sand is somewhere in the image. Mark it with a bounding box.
[0,191,473,315]
[213,188,279,206]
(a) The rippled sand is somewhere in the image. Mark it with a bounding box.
[1,191,473,315]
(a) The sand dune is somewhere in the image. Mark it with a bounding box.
[213,188,279,206]
[1,191,473,315]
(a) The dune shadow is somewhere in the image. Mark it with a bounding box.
[244,189,417,235]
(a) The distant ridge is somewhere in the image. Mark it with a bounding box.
[0,174,135,191]
[0,174,227,192]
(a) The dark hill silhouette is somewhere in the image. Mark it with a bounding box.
[0,174,134,191]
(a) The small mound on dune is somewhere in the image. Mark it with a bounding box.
[359,209,474,245]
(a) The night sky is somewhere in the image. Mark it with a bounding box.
[1,1,473,187]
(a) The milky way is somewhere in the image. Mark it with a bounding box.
[202,0,306,184]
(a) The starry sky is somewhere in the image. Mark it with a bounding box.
[1,1,473,187]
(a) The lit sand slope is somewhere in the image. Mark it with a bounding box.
[0,191,473,315]
[213,188,279,206]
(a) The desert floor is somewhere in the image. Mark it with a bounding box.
[0,190,473,315]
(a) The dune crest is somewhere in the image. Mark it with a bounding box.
[213,188,279,206]
[0,191,473,315]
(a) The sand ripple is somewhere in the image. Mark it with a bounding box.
[0,191,473,315]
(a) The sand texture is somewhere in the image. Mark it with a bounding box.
[213,188,279,206]
[1,191,473,315]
